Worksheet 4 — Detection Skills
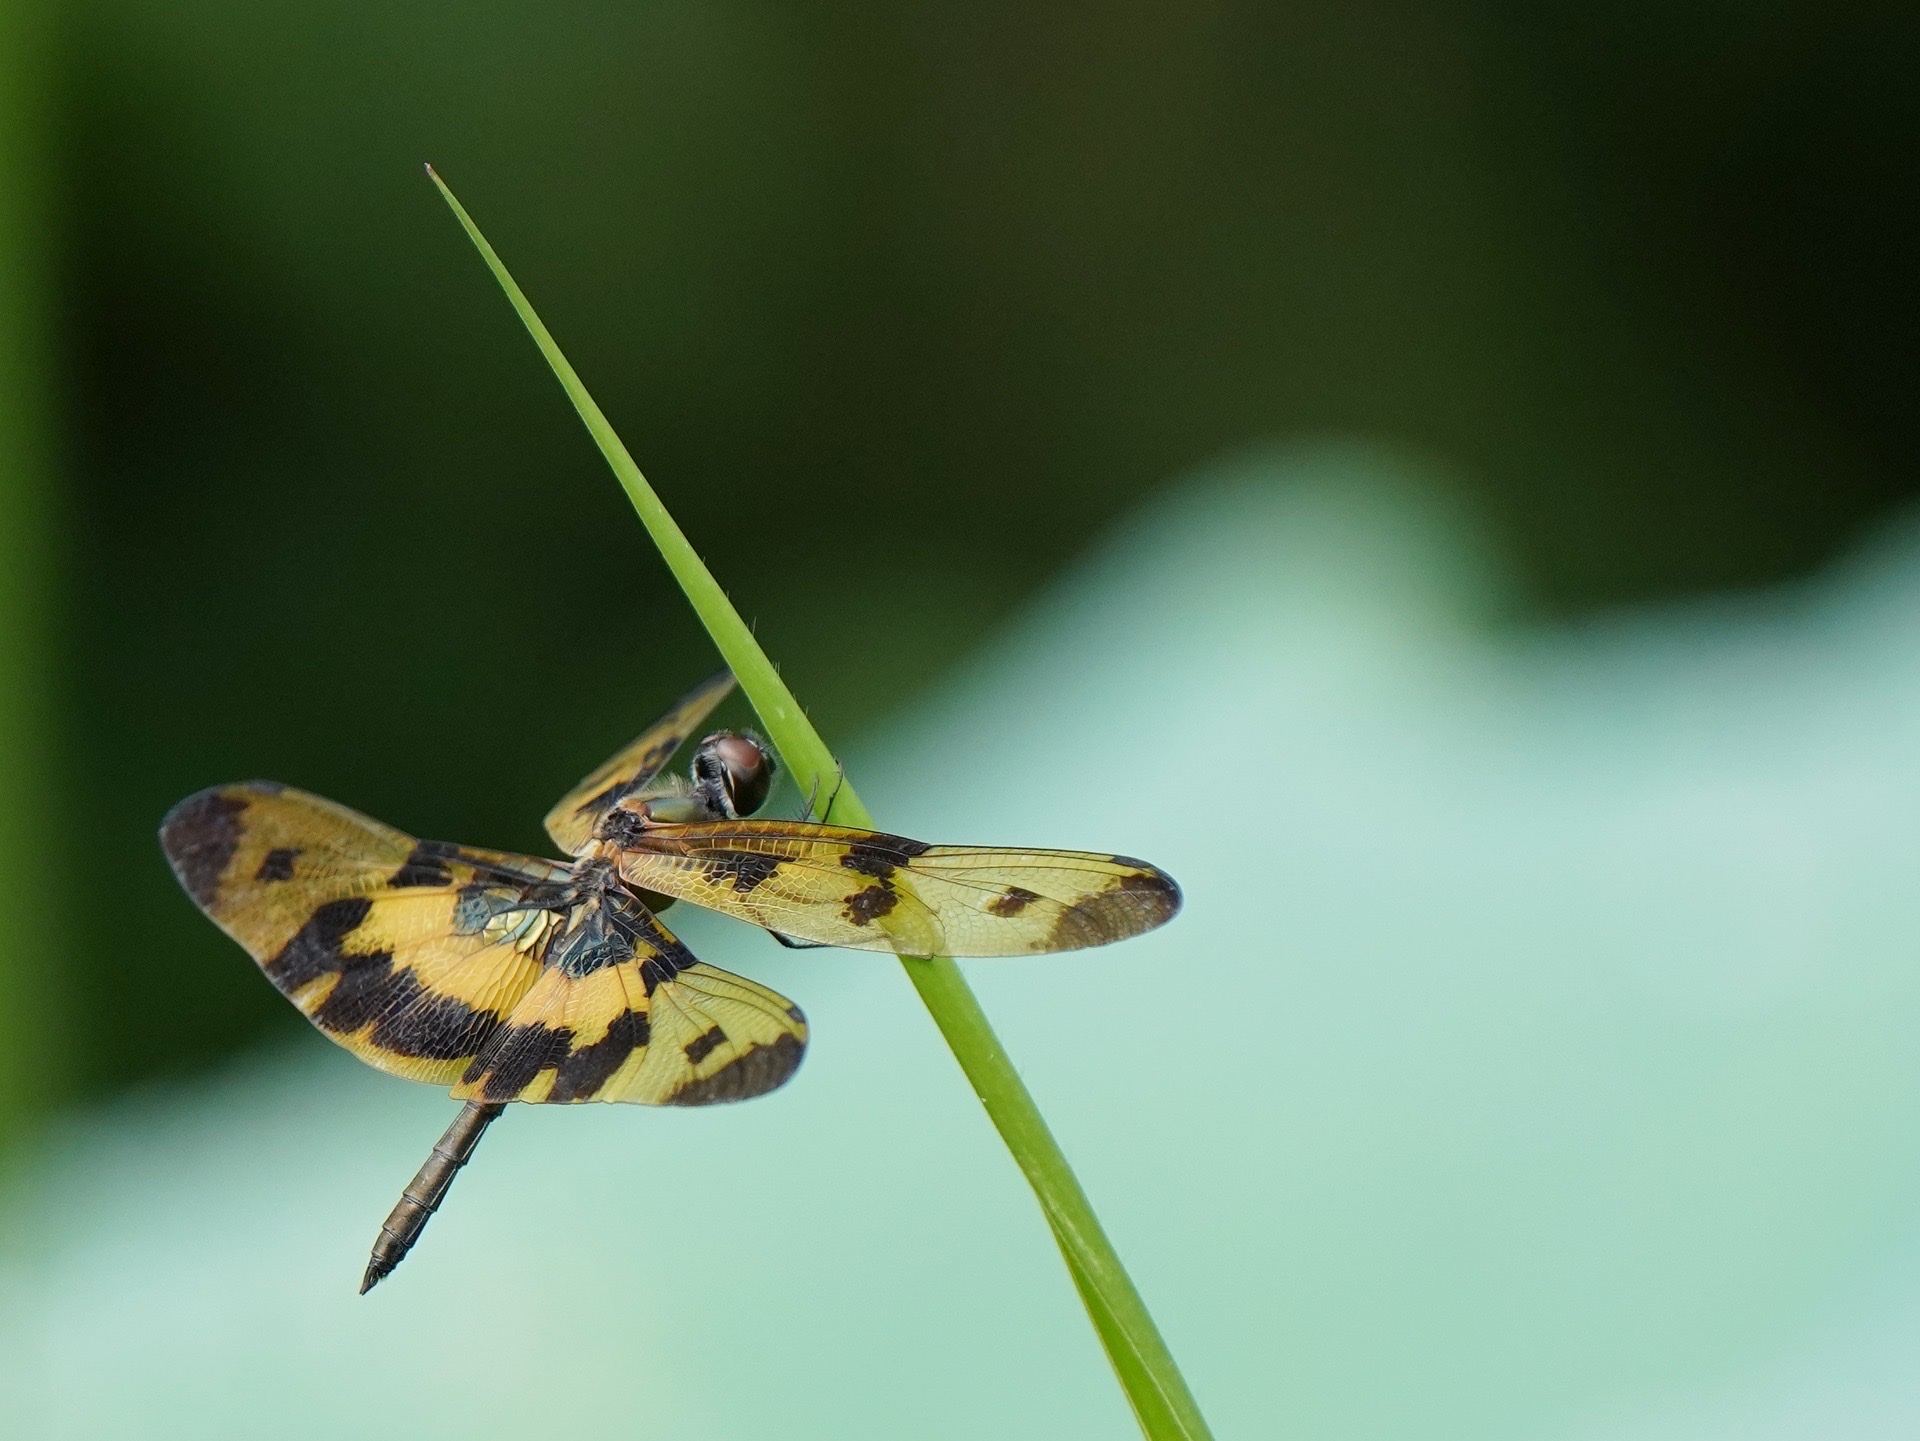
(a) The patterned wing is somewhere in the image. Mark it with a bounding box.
[612,822,1181,957]
[160,783,571,1086]
[544,670,737,856]
[451,905,807,1106]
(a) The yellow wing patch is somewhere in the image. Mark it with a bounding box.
[544,670,737,856]
[611,822,1181,957]
[162,781,809,1107]
[647,963,811,1106]
[160,783,569,1086]
[451,922,808,1107]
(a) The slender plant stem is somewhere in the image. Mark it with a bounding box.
[428,165,1213,1441]
[899,957,1211,1440]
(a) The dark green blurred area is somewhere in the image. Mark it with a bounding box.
[11,0,1919,1104]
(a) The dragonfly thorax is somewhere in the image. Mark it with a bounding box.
[585,730,773,851]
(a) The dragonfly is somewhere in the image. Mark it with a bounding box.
[159,671,1181,1291]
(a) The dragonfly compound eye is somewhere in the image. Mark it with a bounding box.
[698,731,774,818]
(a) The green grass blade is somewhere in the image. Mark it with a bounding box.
[428,164,1214,1441]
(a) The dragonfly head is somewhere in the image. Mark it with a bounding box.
[691,730,776,820]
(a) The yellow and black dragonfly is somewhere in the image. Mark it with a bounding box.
[160,672,1180,1291]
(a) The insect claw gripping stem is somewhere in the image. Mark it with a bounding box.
[360,1101,506,1294]
[799,764,848,825]
[819,764,847,825]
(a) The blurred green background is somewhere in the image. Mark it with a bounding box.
[16,0,1920,1106]
[3,2,1920,1436]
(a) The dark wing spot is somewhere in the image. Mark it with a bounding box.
[466,1022,575,1101]
[369,987,500,1061]
[838,845,893,880]
[388,841,455,889]
[308,955,496,1060]
[665,1031,805,1106]
[550,1010,650,1102]
[159,788,248,907]
[1115,865,1180,897]
[987,886,1040,917]
[308,949,400,1033]
[706,852,781,893]
[1043,868,1182,950]
[844,883,898,927]
[634,909,697,964]
[264,897,375,990]
[838,836,932,881]
[683,1025,727,1065]
[634,920,697,994]
[254,847,300,883]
